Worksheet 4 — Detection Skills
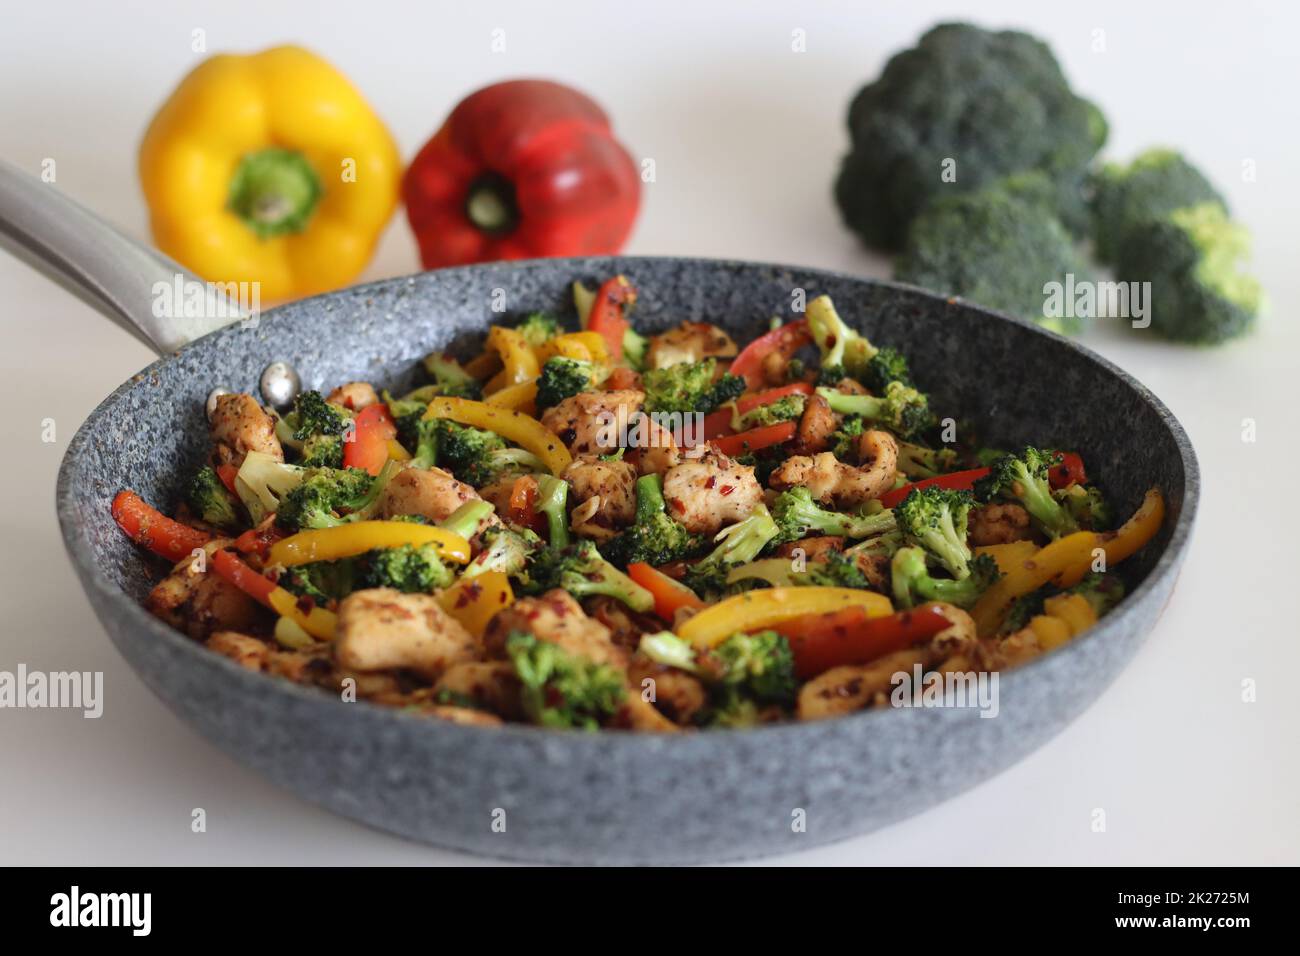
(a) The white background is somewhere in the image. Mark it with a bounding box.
[1,0,1296,865]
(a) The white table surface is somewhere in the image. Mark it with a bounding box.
[2,0,1296,865]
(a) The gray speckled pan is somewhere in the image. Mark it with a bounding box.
[5,165,1198,864]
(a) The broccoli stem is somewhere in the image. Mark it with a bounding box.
[438,499,493,540]
[818,387,889,419]
[535,475,570,550]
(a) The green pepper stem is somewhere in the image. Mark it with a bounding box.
[228,148,323,238]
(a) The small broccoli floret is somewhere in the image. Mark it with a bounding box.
[185,466,241,529]
[601,474,704,568]
[681,505,782,597]
[642,359,742,414]
[535,357,601,410]
[355,543,454,593]
[639,629,797,726]
[805,295,879,380]
[1055,483,1112,530]
[534,475,570,550]
[274,391,349,466]
[845,530,905,560]
[894,486,975,579]
[1113,201,1262,344]
[835,22,1106,250]
[233,451,307,524]
[1090,148,1226,265]
[425,419,539,486]
[894,178,1094,332]
[895,440,960,479]
[771,486,897,543]
[514,312,561,348]
[505,632,626,730]
[974,447,1077,540]
[523,540,654,613]
[1068,572,1125,617]
[463,526,543,581]
[827,415,865,462]
[278,559,355,605]
[275,464,394,531]
[421,353,483,400]
[737,394,806,430]
[891,547,1000,609]
[817,382,933,440]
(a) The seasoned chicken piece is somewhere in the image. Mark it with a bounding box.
[603,367,642,391]
[433,661,523,719]
[761,350,792,387]
[794,393,837,455]
[541,389,644,457]
[584,596,662,653]
[209,393,282,468]
[427,705,504,727]
[625,415,682,476]
[609,690,681,732]
[476,473,519,518]
[646,321,738,369]
[626,658,708,725]
[484,589,628,669]
[968,502,1034,546]
[326,381,379,411]
[774,535,845,562]
[147,540,259,640]
[206,631,271,670]
[562,456,638,530]
[334,588,479,678]
[662,450,763,535]
[379,466,499,534]
[769,430,898,507]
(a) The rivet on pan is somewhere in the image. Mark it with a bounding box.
[205,387,231,421]
[260,361,301,410]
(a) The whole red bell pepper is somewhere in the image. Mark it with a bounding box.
[402,80,641,267]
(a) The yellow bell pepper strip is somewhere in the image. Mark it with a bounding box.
[485,380,539,415]
[211,549,336,640]
[437,571,514,638]
[386,438,411,462]
[535,331,610,365]
[971,487,1165,636]
[483,327,540,394]
[678,587,893,649]
[139,45,401,301]
[974,540,1039,575]
[268,521,471,568]
[421,397,572,474]
[1042,593,1098,638]
[1023,613,1072,651]
[464,352,503,381]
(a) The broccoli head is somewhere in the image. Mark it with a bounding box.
[463,525,543,581]
[514,312,561,348]
[891,546,1001,609]
[278,559,355,605]
[232,451,306,524]
[1113,201,1262,344]
[895,440,960,480]
[420,419,541,486]
[505,632,626,730]
[355,543,454,593]
[643,359,743,414]
[536,356,602,410]
[737,394,806,430]
[681,504,782,597]
[277,390,349,467]
[522,539,655,613]
[974,447,1077,539]
[185,466,241,530]
[638,629,796,727]
[1090,148,1226,264]
[421,353,483,400]
[835,22,1106,251]
[771,486,897,543]
[817,382,934,440]
[1055,483,1112,530]
[275,464,391,531]
[894,485,974,579]
[828,415,865,462]
[894,180,1094,332]
[601,474,705,568]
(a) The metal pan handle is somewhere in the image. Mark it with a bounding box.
[0,159,245,355]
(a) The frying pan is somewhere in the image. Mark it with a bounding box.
[2,161,1199,864]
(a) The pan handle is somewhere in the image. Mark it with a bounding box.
[0,159,246,355]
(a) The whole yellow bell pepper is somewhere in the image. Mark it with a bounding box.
[678,587,893,648]
[139,45,401,301]
[268,521,471,568]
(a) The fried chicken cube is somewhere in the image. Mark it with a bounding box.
[484,588,628,669]
[646,321,738,368]
[540,389,644,457]
[562,456,638,530]
[661,449,763,535]
[968,503,1034,546]
[334,588,480,678]
[326,381,379,411]
[147,540,260,640]
[208,393,283,468]
[379,466,499,534]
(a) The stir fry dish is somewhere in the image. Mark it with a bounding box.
[112,277,1166,731]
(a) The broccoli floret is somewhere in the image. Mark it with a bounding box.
[827,415,865,462]
[681,505,781,597]
[894,178,1094,332]
[522,540,654,613]
[421,419,540,486]
[185,466,241,529]
[1090,148,1226,264]
[638,629,796,727]
[1113,201,1262,344]
[844,530,905,560]
[534,475,570,550]
[505,632,626,730]
[463,525,543,581]
[974,447,1077,540]
[817,382,933,440]
[805,295,879,381]
[1056,483,1112,530]
[278,559,355,605]
[355,543,454,593]
[275,464,394,531]
[274,390,349,466]
[896,440,960,480]
[232,451,307,524]
[535,357,601,410]
[1068,572,1125,617]
[894,485,975,579]
[737,394,806,430]
[601,474,704,568]
[514,312,561,348]
[861,346,913,393]
[771,486,897,542]
[835,22,1106,251]
[643,359,743,414]
[421,353,483,400]
[891,546,1000,609]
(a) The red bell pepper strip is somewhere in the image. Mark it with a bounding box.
[215,464,239,495]
[343,404,397,476]
[773,603,953,679]
[711,421,797,457]
[697,382,814,441]
[878,467,991,509]
[1048,451,1087,490]
[402,80,641,269]
[111,491,211,563]
[210,548,277,607]
[234,520,287,558]
[586,276,636,361]
[628,562,705,621]
[728,319,812,390]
